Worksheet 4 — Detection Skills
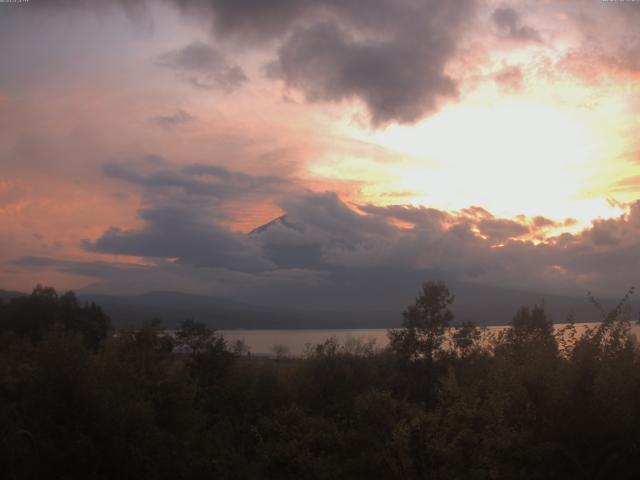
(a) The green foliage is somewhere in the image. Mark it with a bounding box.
[2,283,640,478]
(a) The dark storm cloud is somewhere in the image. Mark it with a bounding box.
[156,41,247,91]
[278,192,394,243]
[198,0,475,125]
[14,188,640,300]
[252,192,398,269]
[83,206,273,272]
[492,7,541,43]
[267,1,475,126]
[266,21,455,126]
[256,192,488,273]
[87,157,294,271]
[166,0,477,124]
[525,202,640,289]
[169,0,308,44]
[587,218,623,247]
[27,0,477,125]
[257,194,640,295]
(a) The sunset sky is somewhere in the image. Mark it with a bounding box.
[2,0,640,305]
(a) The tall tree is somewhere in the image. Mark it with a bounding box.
[388,281,454,362]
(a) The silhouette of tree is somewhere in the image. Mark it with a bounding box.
[175,318,213,354]
[270,343,289,360]
[388,281,454,362]
[452,321,481,358]
[3,283,640,479]
[0,285,110,349]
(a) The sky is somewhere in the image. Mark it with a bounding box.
[1,0,640,306]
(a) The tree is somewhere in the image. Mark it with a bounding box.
[388,281,454,362]
[270,343,290,361]
[0,286,110,349]
[175,319,213,354]
[501,304,557,358]
[452,321,481,358]
[59,291,111,350]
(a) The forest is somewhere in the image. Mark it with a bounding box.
[2,282,640,479]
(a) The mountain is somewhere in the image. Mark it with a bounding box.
[0,289,26,302]
[249,214,287,235]
[243,215,638,326]
[3,217,634,328]
[78,291,398,329]
[3,284,634,330]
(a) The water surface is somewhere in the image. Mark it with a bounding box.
[220,322,636,356]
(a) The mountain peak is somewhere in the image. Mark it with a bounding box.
[248,214,304,235]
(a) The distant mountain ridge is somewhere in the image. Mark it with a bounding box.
[2,285,636,330]
[0,289,398,329]
[0,290,26,302]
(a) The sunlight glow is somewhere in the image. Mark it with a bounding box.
[337,98,625,226]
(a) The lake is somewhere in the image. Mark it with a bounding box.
[219,322,637,356]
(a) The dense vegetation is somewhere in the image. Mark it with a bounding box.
[1,283,640,479]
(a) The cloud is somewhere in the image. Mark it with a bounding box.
[252,193,487,275]
[532,216,555,229]
[269,23,449,126]
[81,157,299,271]
[14,255,152,279]
[172,0,308,44]
[265,1,475,126]
[557,1,640,76]
[148,109,194,128]
[493,64,523,91]
[83,205,273,272]
[253,191,398,269]
[492,7,541,43]
[477,218,530,242]
[254,194,640,296]
[357,204,450,230]
[156,41,247,91]
[103,157,290,205]
[30,0,152,24]
[25,0,476,125]
[613,175,640,194]
[160,0,476,125]
[587,220,621,247]
[13,190,640,308]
